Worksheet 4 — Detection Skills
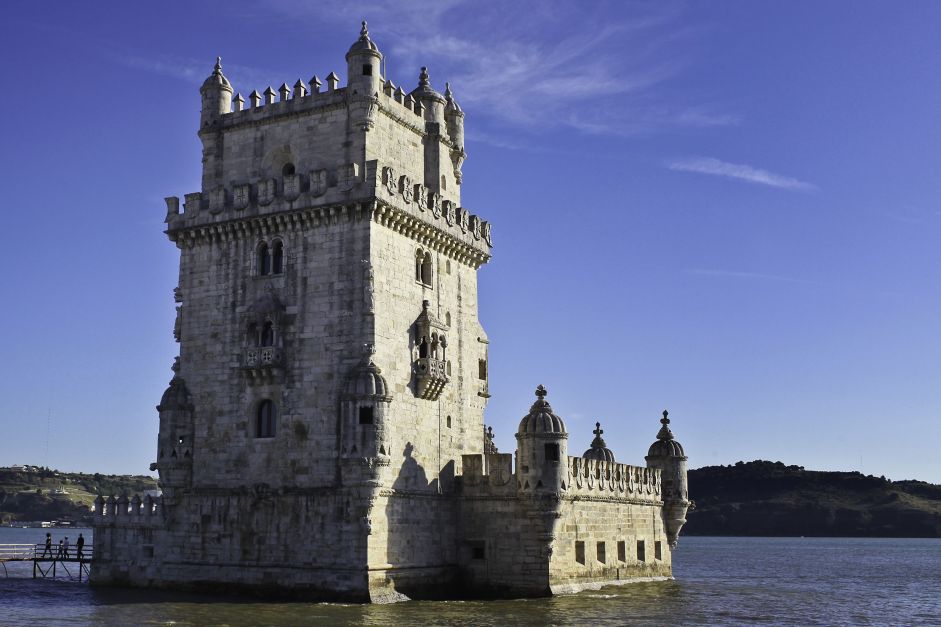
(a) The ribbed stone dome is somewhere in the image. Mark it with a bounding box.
[344,358,392,400]
[410,67,445,104]
[158,376,192,412]
[583,422,616,462]
[517,385,566,435]
[346,21,381,59]
[647,410,686,458]
[201,57,232,92]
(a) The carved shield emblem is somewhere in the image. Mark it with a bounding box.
[430,192,441,218]
[443,200,454,226]
[383,166,397,195]
[399,175,413,203]
[309,170,328,197]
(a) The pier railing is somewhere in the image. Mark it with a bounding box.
[0,543,94,581]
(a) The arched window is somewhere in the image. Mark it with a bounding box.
[421,252,433,286]
[258,242,271,276]
[261,321,275,347]
[431,334,439,359]
[445,312,451,326]
[256,400,276,438]
[272,240,284,274]
[282,163,295,177]
[415,249,424,283]
[441,175,447,191]
[418,337,428,359]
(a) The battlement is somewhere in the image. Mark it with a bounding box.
[93,494,164,526]
[164,159,492,266]
[459,454,661,503]
[566,456,661,502]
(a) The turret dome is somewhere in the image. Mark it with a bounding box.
[444,82,463,114]
[200,57,232,92]
[647,410,686,458]
[410,67,446,104]
[346,21,381,60]
[343,347,392,400]
[158,364,192,412]
[583,421,616,462]
[517,385,567,434]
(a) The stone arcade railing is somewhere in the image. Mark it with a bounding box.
[92,495,163,525]
[566,457,661,503]
[459,453,662,503]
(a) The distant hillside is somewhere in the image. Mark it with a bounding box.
[0,467,157,525]
[686,460,941,538]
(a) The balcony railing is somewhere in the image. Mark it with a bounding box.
[244,347,284,368]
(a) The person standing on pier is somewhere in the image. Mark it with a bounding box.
[56,539,64,558]
[42,533,53,558]
[76,533,85,559]
[63,536,70,559]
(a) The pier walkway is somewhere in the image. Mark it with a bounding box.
[0,543,93,582]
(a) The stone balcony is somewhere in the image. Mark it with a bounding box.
[242,347,285,384]
[415,357,448,400]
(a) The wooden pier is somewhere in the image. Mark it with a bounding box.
[0,543,92,582]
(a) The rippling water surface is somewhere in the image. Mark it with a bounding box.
[1,529,938,625]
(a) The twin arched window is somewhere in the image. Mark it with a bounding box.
[257,240,284,276]
[415,249,433,287]
[247,321,277,347]
[256,400,276,438]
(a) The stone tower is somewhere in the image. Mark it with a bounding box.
[94,23,493,601]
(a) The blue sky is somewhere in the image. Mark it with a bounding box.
[1,1,939,482]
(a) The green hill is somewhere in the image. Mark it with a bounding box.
[0,467,157,526]
[686,460,941,537]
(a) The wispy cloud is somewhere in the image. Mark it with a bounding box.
[688,268,822,285]
[115,53,275,91]
[667,157,817,191]
[257,0,737,137]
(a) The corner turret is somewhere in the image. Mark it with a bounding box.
[411,67,446,126]
[152,359,194,498]
[346,21,383,97]
[199,57,233,128]
[515,385,568,493]
[444,83,466,184]
[645,410,690,547]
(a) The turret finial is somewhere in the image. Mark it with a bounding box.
[535,384,547,399]
[444,82,453,101]
[361,20,369,38]
[215,56,222,72]
[657,410,675,441]
[593,422,603,437]
[419,66,430,87]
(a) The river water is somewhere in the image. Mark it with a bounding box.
[0,529,938,625]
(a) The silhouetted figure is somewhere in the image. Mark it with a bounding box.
[63,536,70,559]
[42,533,53,558]
[56,539,64,558]
[76,533,85,559]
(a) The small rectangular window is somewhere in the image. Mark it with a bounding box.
[471,542,485,560]
[637,540,646,562]
[596,541,606,564]
[655,541,662,561]
[617,541,626,562]
[545,443,560,462]
[478,359,487,380]
[575,541,585,565]
[362,63,372,76]
[358,406,374,425]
